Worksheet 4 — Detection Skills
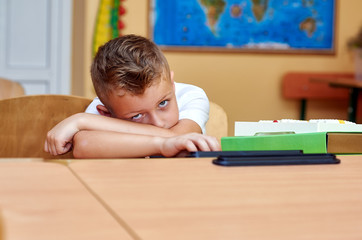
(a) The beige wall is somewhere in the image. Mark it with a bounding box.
[73,0,362,135]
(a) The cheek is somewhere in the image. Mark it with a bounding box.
[166,104,179,128]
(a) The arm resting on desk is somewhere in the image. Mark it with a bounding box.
[72,130,220,158]
[45,113,203,156]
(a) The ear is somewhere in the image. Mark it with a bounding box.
[170,71,175,91]
[96,104,112,117]
[170,70,174,82]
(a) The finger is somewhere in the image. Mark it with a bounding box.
[184,139,198,153]
[55,141,68,155]
[44,140,49,153]
[63,142,72,153]
[205,136,221,151]
[194,138,211,151]
[46,133,57,155]
[50,139,61,156]
[49,143,57,156]
[188,134,214,151]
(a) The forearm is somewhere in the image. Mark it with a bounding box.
[73,130,163,158]
[72,130,220,159]
[74,113,201,137]
[73,113,175,137]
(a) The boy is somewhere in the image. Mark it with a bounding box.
[44,34,220,158]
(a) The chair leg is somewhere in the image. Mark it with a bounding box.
[300,99,307,120]
[348,88,359,122]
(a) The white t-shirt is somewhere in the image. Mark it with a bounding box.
[85,82,209,133]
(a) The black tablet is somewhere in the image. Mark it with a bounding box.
[212,153,340,166]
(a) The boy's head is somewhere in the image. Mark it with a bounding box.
[91,34,179,128]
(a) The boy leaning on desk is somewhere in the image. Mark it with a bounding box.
[44,34,220,158]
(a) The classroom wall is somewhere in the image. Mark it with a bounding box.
[73,0,362,136]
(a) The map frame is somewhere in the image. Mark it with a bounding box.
[148,0,337,55]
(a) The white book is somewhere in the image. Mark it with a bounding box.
[234,119,362,136]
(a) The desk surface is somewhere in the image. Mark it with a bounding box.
[69,155,362,240]
[0,161,132,240]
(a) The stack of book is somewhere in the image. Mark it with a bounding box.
[222,119,362,154]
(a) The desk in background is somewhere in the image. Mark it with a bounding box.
[310,77,362,122]
[69,156,362,240]
[283,72,353,120]
[0,160,132,240]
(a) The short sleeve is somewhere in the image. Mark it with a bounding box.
[175,83,209,134]
[85,97,103,115]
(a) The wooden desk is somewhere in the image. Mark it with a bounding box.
[0,161,132,240]
[311,77,362,122]
[69,156,362,240]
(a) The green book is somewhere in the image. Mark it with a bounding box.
[221,132,362,154]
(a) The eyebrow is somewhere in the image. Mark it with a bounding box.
[123,90,174,118]
[156,90,173,104]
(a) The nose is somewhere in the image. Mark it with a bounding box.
[149,112,165,128]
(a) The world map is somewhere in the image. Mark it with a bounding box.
[150,0,335,52]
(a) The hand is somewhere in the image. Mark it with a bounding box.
[159,133,221,157]
[44,113,83,155]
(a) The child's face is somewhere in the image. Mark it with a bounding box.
[106,79,179,129]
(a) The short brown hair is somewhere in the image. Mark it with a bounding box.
[91,34,170,105]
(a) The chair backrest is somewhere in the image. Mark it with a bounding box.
[0,95,92,159]
[0,78,25,100]
[206,101,228,141]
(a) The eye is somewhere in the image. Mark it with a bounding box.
[159,100,169,108]
[131,113,143,120]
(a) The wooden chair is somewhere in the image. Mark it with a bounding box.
[282,72,353,120]
[0,95,92,159]
[0,77,25,100]
[206,101,228,141]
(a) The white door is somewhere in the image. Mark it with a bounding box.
[0,0,72,95]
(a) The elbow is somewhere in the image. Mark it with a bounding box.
[72,131,92,159]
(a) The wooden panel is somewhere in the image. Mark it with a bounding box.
[6,0,49,68]
[21,81,49,95]
[0,0,72,95]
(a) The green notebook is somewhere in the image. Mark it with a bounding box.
[221,132,362,154]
